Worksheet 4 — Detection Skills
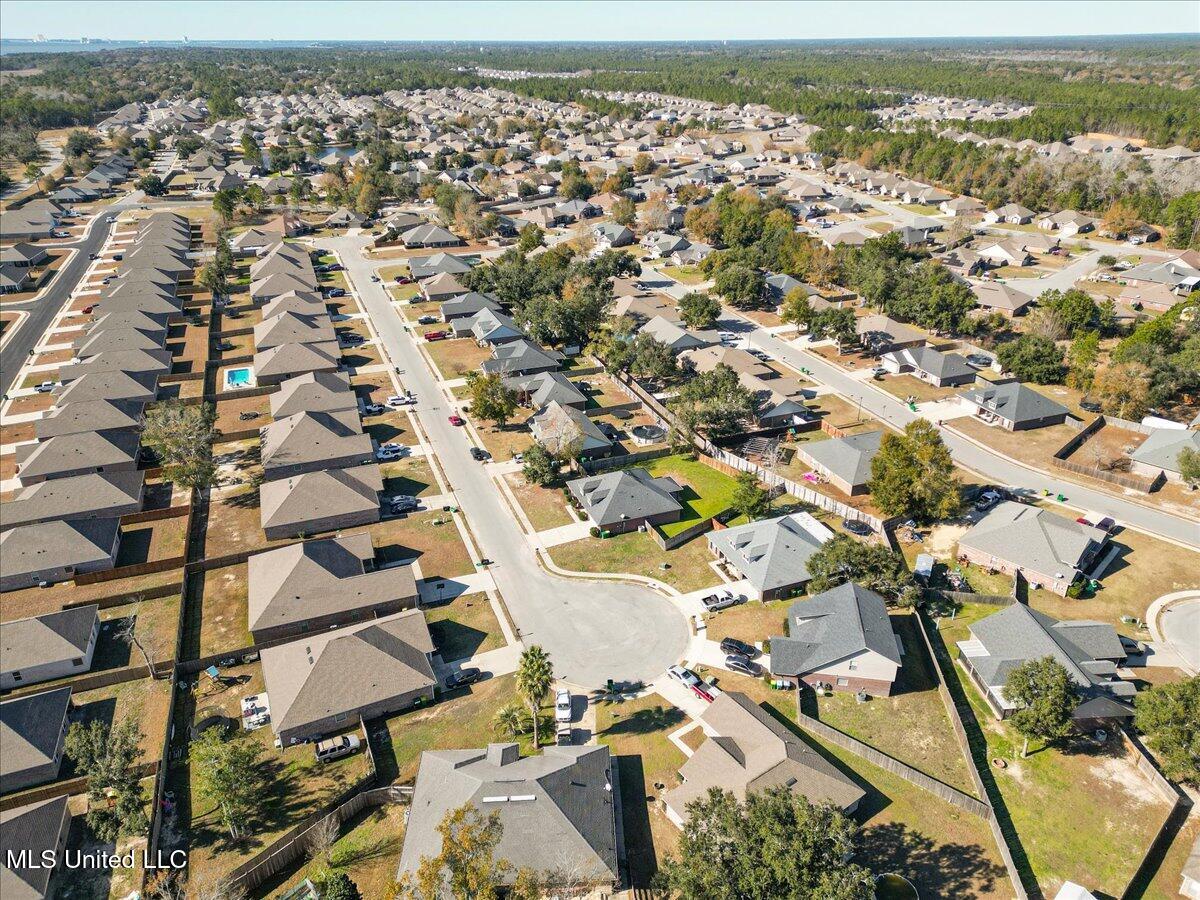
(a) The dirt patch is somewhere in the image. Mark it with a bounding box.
[925,523,970,558]
[1094,756,1161,806]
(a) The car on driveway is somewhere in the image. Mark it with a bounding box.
[326,287,346,298]
[448,414,465,426]
[425,330,448,341]
[376,443,406,461]
[314,734,361,762]
[446,667,482,689]
[701,590,741,612]
[691,681,715,702]
[974,490,1004,511]
[417,315,438,324]
[555,688,572,722]
[394,275,414,284]
[725,654,761,676]
[362,403,386,416]
[33,381,58,393]
[719,637,759,658]
[668,664,701,687]
[388,495,421,513]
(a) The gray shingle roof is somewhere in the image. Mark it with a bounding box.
[398,743,618,888]
[770,583,900,677]
[0,687,71,781]
[801,430,883,488]
[707,513,834,594]
[567,468,682,528]
[958,501,1107,581]
[1130,428,1200,475]
[961,382,1069,425]
[1,796,70,900]
[1,607,98,677]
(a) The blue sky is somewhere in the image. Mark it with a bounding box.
[1,0,1197,42]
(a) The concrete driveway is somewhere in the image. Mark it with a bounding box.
[327,233,690,689]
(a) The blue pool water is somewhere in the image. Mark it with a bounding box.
[225,367,253,389]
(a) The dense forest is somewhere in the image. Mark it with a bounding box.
[3,37,1199,148]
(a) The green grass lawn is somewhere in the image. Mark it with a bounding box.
[659,264,706,285]
[933,607,1174,896]
[704,598,790,646]
[504,473,576,531]
[547,530,724,594]
[424,592,503,662]
[642,454,740,538]
[811,613,977,795]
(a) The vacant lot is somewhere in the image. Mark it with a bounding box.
[425,592,504,662]
[503,473,576,532]
[424,338,492,380]
[875,373,963,404]
[595,692,687,888]
[370,510,474,579]
[381,455,438,497]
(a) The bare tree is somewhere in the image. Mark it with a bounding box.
[306,813,341,864]
[115,595,159,677]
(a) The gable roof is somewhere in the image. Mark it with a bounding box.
[262,609,435,737]
[1129,428,1200,475]
[665,692,864,821]
[258,464,383,533]
[399,743,618,886]
[959,501,1107,578]
[881,346,975,382]
[248,533,416,635]
[566,468,682,528]
[1,607,98,677]
[529,401,613,456]
[801,430,883,488]
[770,583,901,677]
[707,513,833,594]
[269,371,356,418]
[1,797,70,900]
[0,687,71,780]
[1,471,144,528]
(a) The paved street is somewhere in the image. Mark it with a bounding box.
[1,191,144,396]
[1158,594,1200,674]
[329,233,690,689]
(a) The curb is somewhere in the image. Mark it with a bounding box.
[535,546,681,597]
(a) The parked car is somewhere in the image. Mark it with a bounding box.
[719,637,759,659]
[314,734,361,763]
[81,305,95,314]
[88,252,99,260]
[667,664,701,688]
[52,230,70,238]
[112,253,123,261]
[1118,635,1145,656]
[376,444,405,461]
[33,381,57,393]
[394,275,414,284]
[105,216,116,224]
[340,333,364,345]
[387,393,416,407]
[326,287,346,298]
[555,688,572,723]
[842,519,873,536]
[448,414,465,426]
[725,654,761,676]
[388,495,420,513]
[314,264,330,274]
[469,446,491,461]
[446,667,482,689]
[362,403,386,416]
[425,330,448,341]
[326,263,344,272]
[974,490,1004,511]
[370,274,381,282]
[417,315,439,324]
[701,590,740,612]
[691,681,715,703]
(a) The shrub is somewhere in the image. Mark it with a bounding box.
[589,526,601,538]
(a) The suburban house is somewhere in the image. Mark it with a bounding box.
[975,238,1032,268]
[247,534,418,644]
[480,340,563,377]
[880,346,976,387]
[1,471,145,529]
[855,315,925,355]
[269,371,358,418]
[639,315,719,353]
[1129,428,1200,484]
[793,430,883,496]
[960,382,1070,431]
[707,512,834,600]
[957,501,1110,596]
[262,609,436,745]
[409,252,474,281]
[504,371,587,410]
[971,282,1035,317]
[14,428,140,485]
[402,223,464,249]
[420,271,467,302]
[1037,210,1096,236]
[769,583,902,695]
[0,796,72,898]
[591,221,635,250]
[259,410,375,481]
[957,603,1134,721]
[398,743,619,893]
[529,401,614,459]
[0,687,72,793]
[258,464,383,540]
[1116,251,1200,310]
[253,341,341,386]
[984,203,1035,225]
[0,606,100,690]
[567,468,684,534]
[0,518,122,591]
[440,292,502,323]
[663,692,864,827]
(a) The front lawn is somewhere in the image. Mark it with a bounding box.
[424,338,493,380]
[424,592,503,662]
[704,598,790,646]
[547,531,723,594]
[875,373,963,404]
[659,264,706,285]
[381,456,438,497]
[642,454,740,538]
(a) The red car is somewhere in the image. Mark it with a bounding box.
[425,330,448,341]
[691,682,715,703]
[394,275,414,284]
[81,305,96,314]
[448,414,465,426]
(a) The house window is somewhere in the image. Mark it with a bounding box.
[11,671,21,682]
[837,677,849,687]
[72,658,84,667]
[333,713,348,723]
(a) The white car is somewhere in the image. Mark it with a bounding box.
[375,443,406,460]
[387,394,416,407]
[33,381,57,393]
[701,590,741,612]
[314,734,361,763]
[555,688,572,723]
[667,665,701,688]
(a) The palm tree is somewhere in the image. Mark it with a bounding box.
[515,645,554,749]
[492,703,525,740]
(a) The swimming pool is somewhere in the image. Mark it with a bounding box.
[224,367,254,390]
